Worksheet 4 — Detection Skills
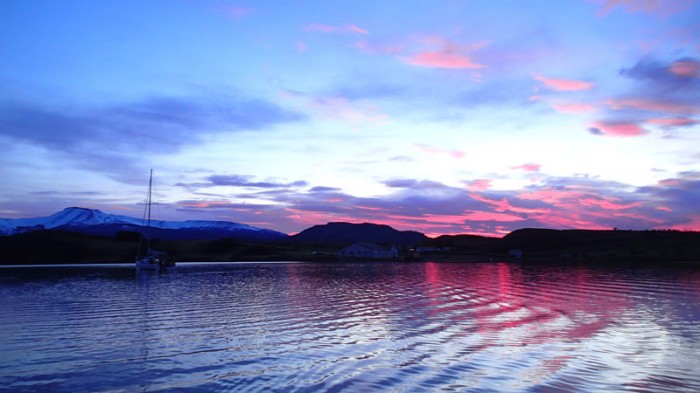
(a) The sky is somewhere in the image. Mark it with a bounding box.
[1,0,699,237]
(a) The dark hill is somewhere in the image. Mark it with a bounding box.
[0,231,137,264]
[288,222,428,246]
[501,228,700,262]
[427,234,500,250]
[0,231,312,264]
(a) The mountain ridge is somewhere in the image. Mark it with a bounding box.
[288,222,428,246]
[0,207,287,241]
[1,208,700,264]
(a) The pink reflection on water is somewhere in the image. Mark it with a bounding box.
[419,262,631,347]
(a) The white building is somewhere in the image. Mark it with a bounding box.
[337,242,399,259]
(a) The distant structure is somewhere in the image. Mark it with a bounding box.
[508,248,523,262]
[415,246,454,253]
[337,242,399,259]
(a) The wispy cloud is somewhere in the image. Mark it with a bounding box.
[589,120,648,137]
[511,163,541,172]
[534,75,596,91]
[206,175,307,189]
[403,50,485,69]
[551,103,597,114]
[461,211,525,222]
[401,37,487,69]
[469,193,550,214]
[466,179,492,191]
[167,168,700,236]
[594,56,700,137]
[413,143,466,159]
[352,39,403,55]
[669,59,700,78]
[607,97,700,114]
[620,57,700,87]
[595,0,695,16]
[647,117,699,128]
[280,89,388,125]
[311,96,388,124]
[303,23,369,35]
[218,6,253,20]
[0,94,306,180]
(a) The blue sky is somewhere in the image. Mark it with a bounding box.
[1,0,699,236]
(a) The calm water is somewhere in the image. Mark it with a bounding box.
[1,262,699,392]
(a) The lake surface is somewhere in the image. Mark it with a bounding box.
[1,262,699,392]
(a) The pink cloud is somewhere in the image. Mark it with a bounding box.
[466,179,492,191]
[668,214,700,231]
[296,41,307,53]
[303,23,369,35]
[511,163,541,172]
[517,187,644,213]
[607,98,700,114]
[647,117,699,128]
[419,214,470,225]
[346,24,369,35]
[403,50,484,69]
[400,37,487,69]
[534,75,595,91]
[578,197,642,211]
[413,143,466,159]
[514,186,661,230]
[284,208,355,228]
[462,210,525,222]
[470,193,550,214]
[171,165,700,237]
[517,188,585,205]
[669,59,700,78]
[589,120,648,137]
[658,178,683,187]
[181,200,237,209]
[532,211,607,230]
[552,103,597,113]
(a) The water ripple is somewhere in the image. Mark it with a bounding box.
[1,262,699,392]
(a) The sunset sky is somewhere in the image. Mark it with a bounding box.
[1,0,699,236]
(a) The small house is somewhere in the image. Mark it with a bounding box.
[337,242,399,259]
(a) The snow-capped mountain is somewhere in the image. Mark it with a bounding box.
[0,207,141,231]
[0,207,288,241]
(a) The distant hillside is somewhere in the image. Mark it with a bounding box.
[1,212,699,264]
[427,234,501,250]
[288,222,428,246]
[0,231,137,264]
[501,228,700,262]
[0,231,308,264]
[0,207,287,242]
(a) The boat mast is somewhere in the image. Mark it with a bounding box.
[136,169,154,261]
[146,169,153,228]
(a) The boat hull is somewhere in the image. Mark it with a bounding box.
[135,259,160,270]
[136,255,174,271]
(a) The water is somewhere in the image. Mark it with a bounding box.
[1,262,699,392]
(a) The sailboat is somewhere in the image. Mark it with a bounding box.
[135,169,174,271]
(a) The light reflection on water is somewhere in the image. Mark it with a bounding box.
[1,262,699,392]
